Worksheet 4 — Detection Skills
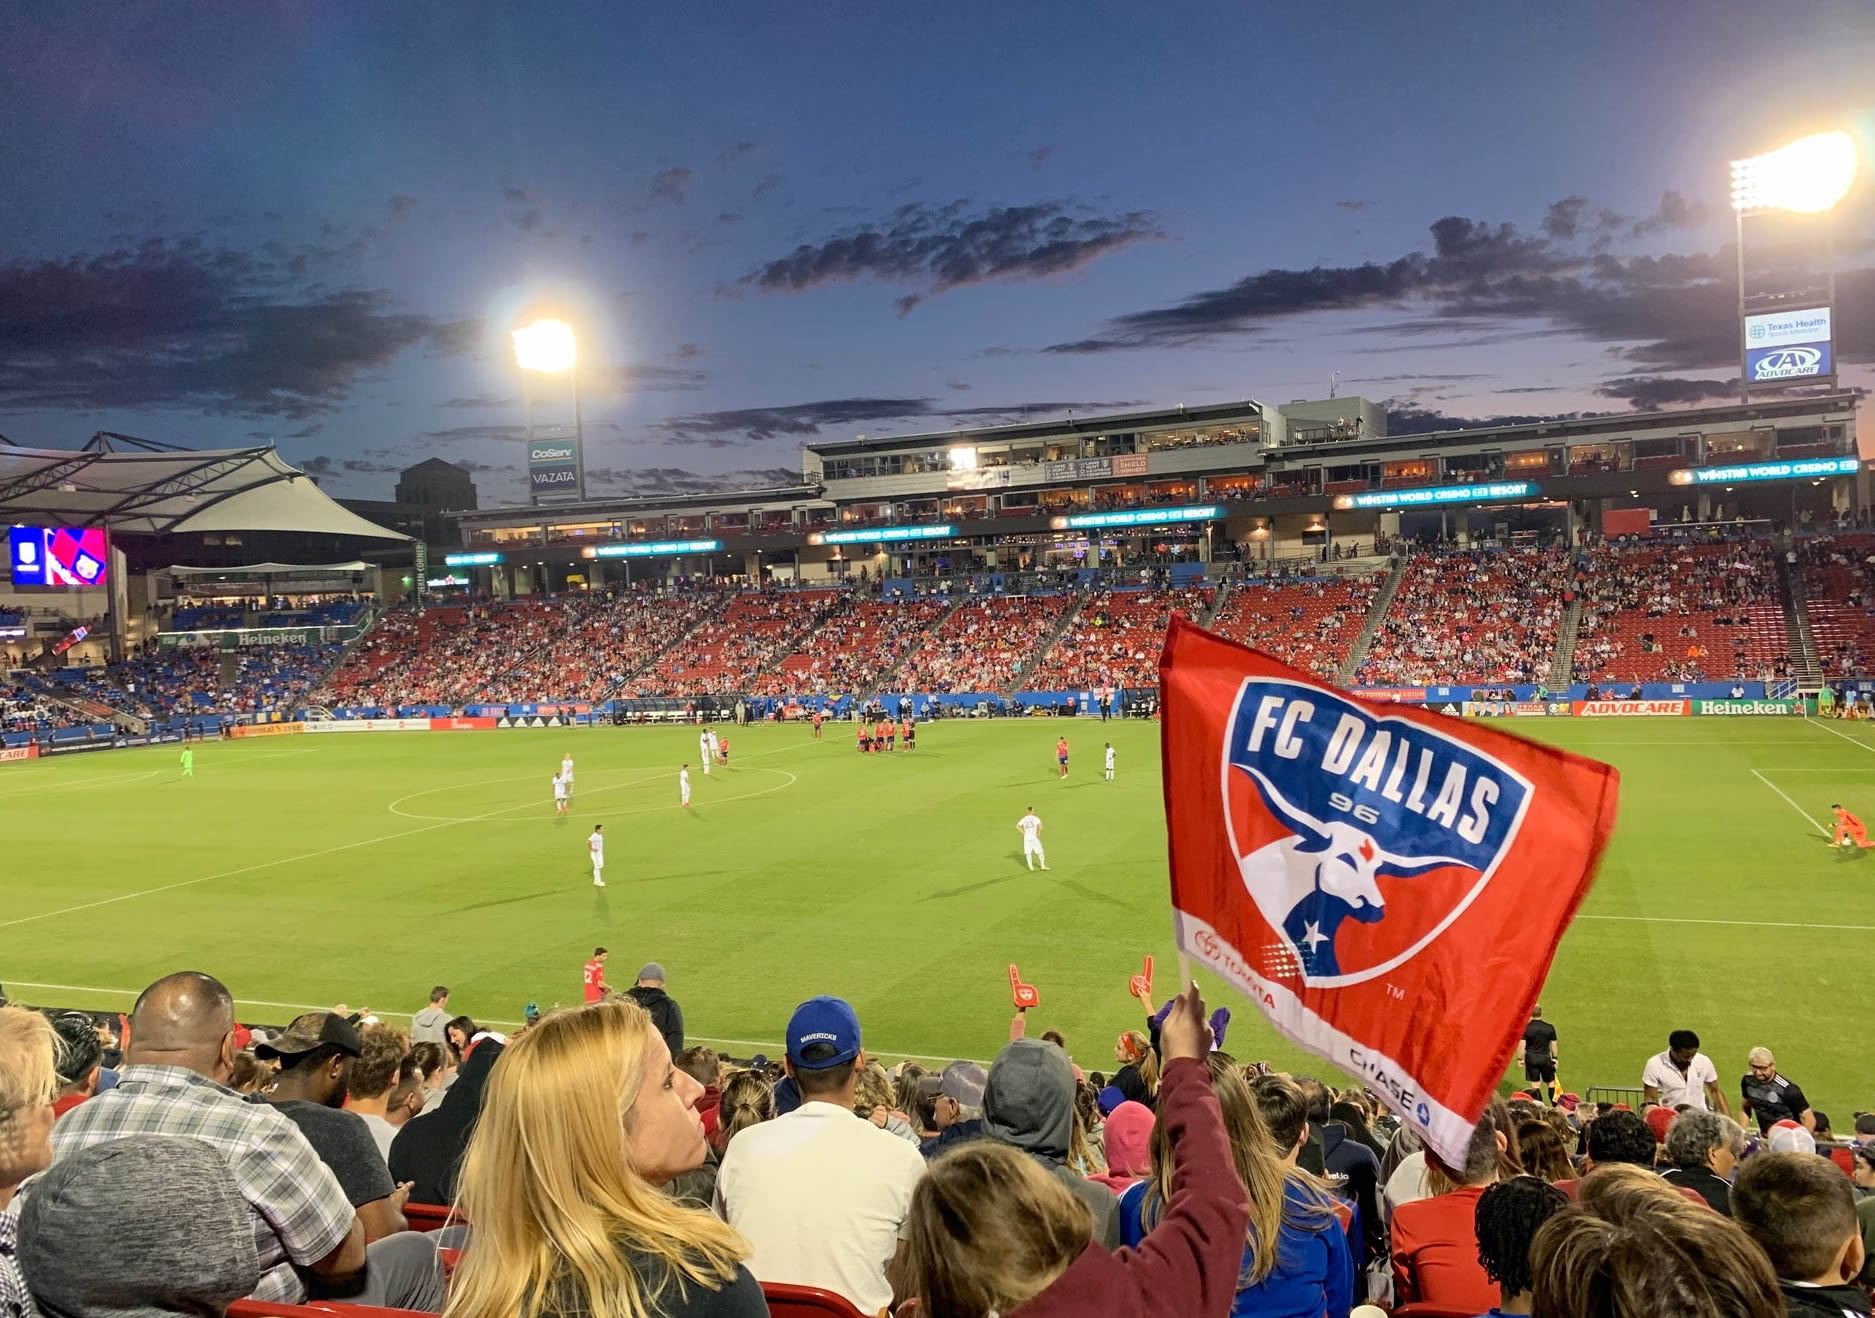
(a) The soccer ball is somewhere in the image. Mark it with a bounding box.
[1842,837,1857,849]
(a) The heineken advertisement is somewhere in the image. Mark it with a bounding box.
[159,627,317,649]
[1694,699,1800,715]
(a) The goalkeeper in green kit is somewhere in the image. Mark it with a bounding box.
[180,746,194,777]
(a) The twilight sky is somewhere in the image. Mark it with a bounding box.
[1,0,1872,505]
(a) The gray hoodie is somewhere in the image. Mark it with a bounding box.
[982,1039,1121,1248]
[20,1135,260,1318]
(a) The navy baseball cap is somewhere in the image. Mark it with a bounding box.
[786,996,862,1069]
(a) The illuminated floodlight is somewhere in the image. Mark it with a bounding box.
[512,318,579,373]
[948,446,978,471]
[1731,132,1857,214]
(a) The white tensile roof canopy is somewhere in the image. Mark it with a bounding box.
[0,436,408,539]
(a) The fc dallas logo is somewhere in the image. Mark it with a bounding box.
[1222,677,1533,987]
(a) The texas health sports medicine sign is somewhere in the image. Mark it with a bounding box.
[1744,307,1832,384]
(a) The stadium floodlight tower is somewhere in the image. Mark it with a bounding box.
[1730,131,1856,402]
[513,317,586,505]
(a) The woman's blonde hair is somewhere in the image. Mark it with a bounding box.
[902,1141,1091,1318]
[853,1061,894,1120]
[1139,1056,1336,1286]
[714,1071,775,1153]
[444,1000,748,1318]
[0,1007,58,1168]
[1117,1030,1161,1097]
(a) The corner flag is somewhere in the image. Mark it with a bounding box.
[1158,616,1618,1168]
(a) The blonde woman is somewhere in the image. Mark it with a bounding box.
[712,1071,775,1154]
[854,1061,918,1144]
[444,1000,764,1318]
[1121,1063,1351,1317]
[1,1006,60,1306]
[1111,1029,1160,1110]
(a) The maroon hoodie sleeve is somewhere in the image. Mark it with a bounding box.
[1018,1056,1249,1318]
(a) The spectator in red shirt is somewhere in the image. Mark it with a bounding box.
[1390,1108,1508,1312]
[583,947,609,1004]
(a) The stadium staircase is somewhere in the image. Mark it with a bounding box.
[1547,597,1582,688]
[1004,585,1090,694]
[590,592,737,704]
[1775,547,1824,683]
[1200,578,1229,628]
[1336,553,1409,684]
[862,593,968,698]
[744,591,851,693]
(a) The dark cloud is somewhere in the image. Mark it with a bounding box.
[719,141,759,166]
[650,167,694,205]
[1385,404,1592,435]
[0,241,472,418]
[654,394,1156,446]
[503,186,531,205]
[673,342,706,360]
[1335,200,1374,212]
[1044,199,1872,370]
[1594,375,1739,410]
[752,174,784,201]
[341,457,400,474]
[630,230,650,246]
[1630,190,1709,237]
[583,464,798,496]
[425,423,531,445]
[741,199,1159,313]
[301,455,337,475]
[946,378,971,392]
[606,363,710,393]
[655,397,937,444]
[387,195,417,217]
[1029,146,1054,171]
[439,394,514,409]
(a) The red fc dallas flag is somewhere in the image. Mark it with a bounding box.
[1159,617,1618,1167]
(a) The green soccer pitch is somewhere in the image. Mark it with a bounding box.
[3,714,1870,1118]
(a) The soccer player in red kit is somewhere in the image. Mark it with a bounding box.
[583,946,610,1002]
[1832,803,1872,848]
[812,710,824,740]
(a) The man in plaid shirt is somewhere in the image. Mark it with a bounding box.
[47,974,362,1304]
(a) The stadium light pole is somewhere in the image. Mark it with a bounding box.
[512,318,585,503]
[1730,131,1856,402]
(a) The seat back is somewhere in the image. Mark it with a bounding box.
[401,1201,457,1232]
[760,1281,870,1318]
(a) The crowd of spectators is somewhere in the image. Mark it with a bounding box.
[1358,548,1573,686]
[900,593,1078,694]
[6,974,1867,1318]
[484,589,731,703]
[752,597,950,698]
[108,644,346,717]
[636,590,842,697]
[1573,541,1789,683]
[318,601,579,709]
[1026,587,1213,690]
[1799,533,1875,677]
[1210,575,1383,679]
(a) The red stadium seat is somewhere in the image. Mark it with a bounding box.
[400,1201,455,1232]
[1828,1145,1855,1176]
[760,1282,870,1318]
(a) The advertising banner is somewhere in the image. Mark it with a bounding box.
[0,745,39,764]
[1359,688,1427,703]
[1463,702,1551,717]
[528,438,583,499]
[1744,307,1832,385]
[1573,699,1689,716]
[1111,453,1150,478]
[301,718,434,733]
[1695,699,1800,716]
[430,716,498,731]
[231,722,305,738]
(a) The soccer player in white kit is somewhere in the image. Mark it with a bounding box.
[560,752,575,800]
[699,729,712,775]
[552,773,569,815]
[1017,806,1048,871]
[1104,742,1116,781]
[707,727,720,765]
[680,764,691,807]
[588,824,606,886]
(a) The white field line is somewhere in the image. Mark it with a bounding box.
[1751,768,1828,834]
[0,740,818,931]
[1808,718,1875,755]
[0,980,989,1065]
[1577,913,1875,932]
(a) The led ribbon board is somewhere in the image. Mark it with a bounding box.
[1334,482,1536,511]
[817,524,957,544]
[1671,456,1858,486]
[1062,505,1222,529]
[587,539,722,558]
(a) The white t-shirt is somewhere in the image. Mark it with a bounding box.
[715,1101,926,1316]
[588,831,604,865]
[708,731,720,752]
[561,757,574,780]
[1105,747,1116,768]
[552,776,567,800]
[1642,1050,1718,1110]
[356,1112,398,1163]
[680,769,690,792]
[1018,813,1043,846]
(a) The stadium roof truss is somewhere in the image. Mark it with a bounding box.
[0,433,408,540]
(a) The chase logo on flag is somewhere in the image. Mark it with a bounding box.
[1223,677,1532,987]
